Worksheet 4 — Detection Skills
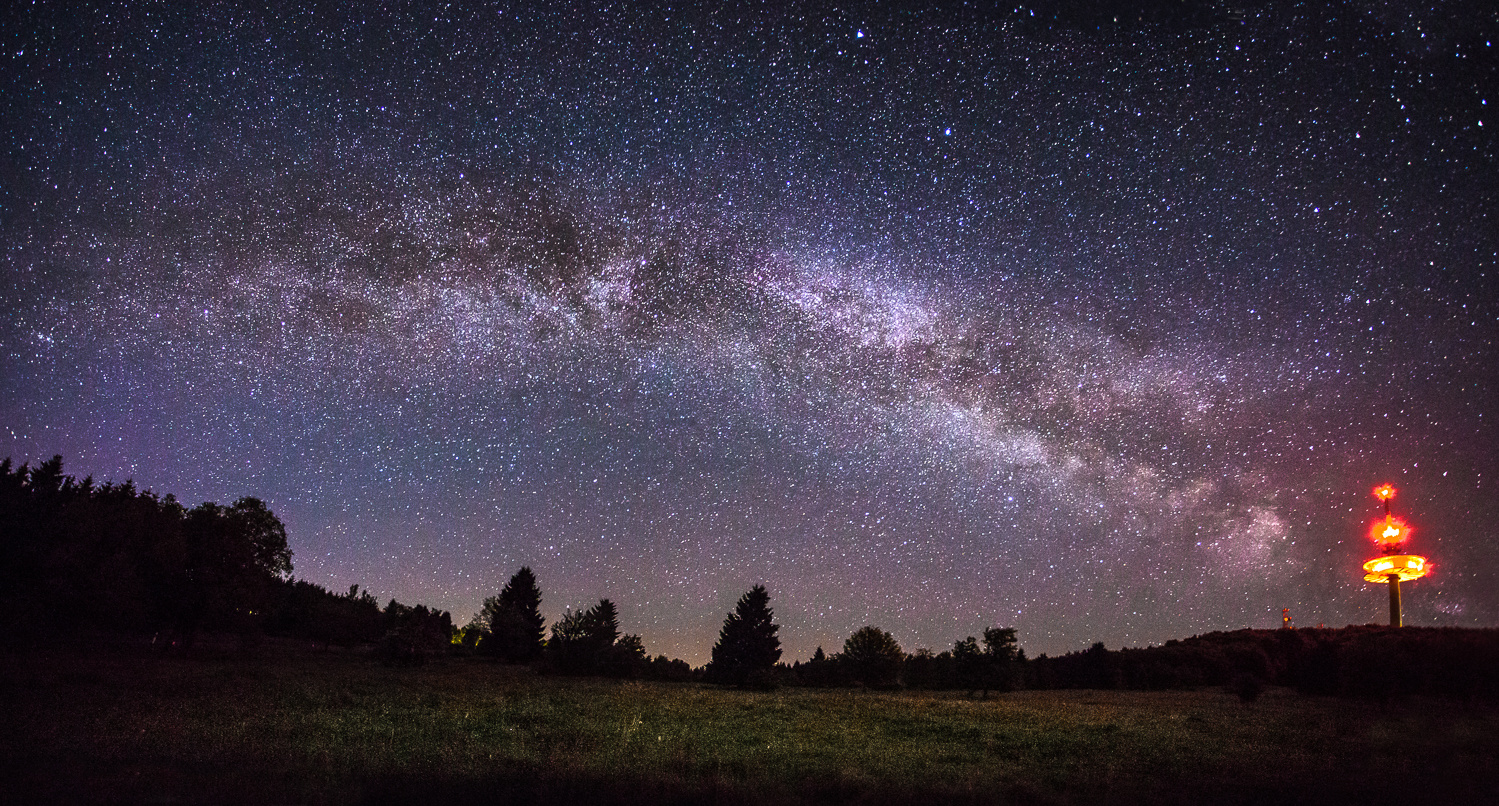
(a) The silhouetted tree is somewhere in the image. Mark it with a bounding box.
[584,598,620,651]
[605,633,649,678]
[646,654,696,682]
[545,598,624,675]
[979,627,1021,695]
[378,600,454,665]
[951,628,1024,695]
[1082,641,1120,689]
[174,497,293,642]
[224,498,294,578]
[792,646,838,687]
[953,636,984,691]
[705,585,782,687]
[904,648,958,689]
[479,566,545,663]
[841,626,905,688]
[545,608,592,673]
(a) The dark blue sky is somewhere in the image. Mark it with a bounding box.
[3,1,1495,664]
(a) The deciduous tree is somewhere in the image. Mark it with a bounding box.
[841,626,905,688]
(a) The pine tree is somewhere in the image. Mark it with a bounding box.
[584,598,620,651]
[481,567,545,662]
[706,585,782,686]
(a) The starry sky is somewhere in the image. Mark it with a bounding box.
[2,2,1495,665]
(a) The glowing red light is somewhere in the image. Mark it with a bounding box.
[1373,484,1396,501]
[1370,516,1411,548]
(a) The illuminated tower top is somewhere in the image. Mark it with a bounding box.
[1361,483,1430,626]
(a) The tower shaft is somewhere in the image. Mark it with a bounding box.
[1388,573,1402,627]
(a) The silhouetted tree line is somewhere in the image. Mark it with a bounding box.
[266,581,385,648]
[266,581,457,663]
[12,457,1497,697]
[783,625,1499,701]
[0,456,455,658]
[462,568,692,680]
[1,456,291,643]
[782,626,1024,693]
[0,459,690,672]
[770,617,1499,703]
[1025,626,1499,701]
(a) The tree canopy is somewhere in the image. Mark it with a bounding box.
[1,456,290,640]
[545,598,644,677]
[841,626,905,688]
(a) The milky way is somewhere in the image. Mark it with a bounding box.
[3,3,1495,663]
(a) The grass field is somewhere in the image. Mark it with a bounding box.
[3,642,1496,804]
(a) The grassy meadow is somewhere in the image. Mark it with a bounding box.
[3,642,1496,804]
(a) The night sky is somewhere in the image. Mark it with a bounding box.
[3,2,1495,665]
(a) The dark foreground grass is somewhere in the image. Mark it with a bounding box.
[3,643,1496,804]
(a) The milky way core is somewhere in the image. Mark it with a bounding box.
[3,3,1495,663]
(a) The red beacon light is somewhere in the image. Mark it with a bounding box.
[1369,516,1411,550]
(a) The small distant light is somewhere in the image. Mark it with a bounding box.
[856,30,864,38]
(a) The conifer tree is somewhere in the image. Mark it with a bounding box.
[480,567,545,662]
[584,598,620,652]
[706,585,782,686]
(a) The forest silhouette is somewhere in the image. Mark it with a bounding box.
[4,455,1497,700]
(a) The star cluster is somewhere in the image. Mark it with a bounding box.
[3,2,1495,663]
